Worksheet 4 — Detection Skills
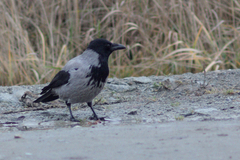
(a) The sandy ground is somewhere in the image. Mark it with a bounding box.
[1,69,240,159]
[1,120,240,160]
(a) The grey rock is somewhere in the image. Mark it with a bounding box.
[0,86,29,104]
[0,93,18,103]
[124,76,152,84]
[106,84,136,92]
[107,78,129,85]
[195,108,218,115]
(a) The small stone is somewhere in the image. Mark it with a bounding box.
[14,134,22,139]
[128,110,137,115]
[132,77,152,84]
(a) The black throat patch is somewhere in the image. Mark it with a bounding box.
[86,61,109,88]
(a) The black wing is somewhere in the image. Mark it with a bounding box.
[34,70,70,103]
[41,70,70,94]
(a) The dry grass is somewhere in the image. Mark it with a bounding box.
[0,0,240,86]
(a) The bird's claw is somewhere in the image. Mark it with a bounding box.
[99,117,106,121]
[89,116,105,121]
[70,117,79,122]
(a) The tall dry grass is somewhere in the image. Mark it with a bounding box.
[0,0,240,86]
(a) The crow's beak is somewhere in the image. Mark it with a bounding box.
[111,43,126,51]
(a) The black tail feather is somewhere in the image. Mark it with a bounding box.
[34,90,59,103]
[40,85,51,94]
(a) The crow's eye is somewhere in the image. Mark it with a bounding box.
[106,43,111,48]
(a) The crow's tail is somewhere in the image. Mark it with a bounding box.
[34,90,59,103]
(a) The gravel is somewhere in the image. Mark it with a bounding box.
[0,69,240,131]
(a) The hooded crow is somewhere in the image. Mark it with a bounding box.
[34,39,126,121]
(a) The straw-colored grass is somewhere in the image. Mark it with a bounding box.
[0,0,240,86]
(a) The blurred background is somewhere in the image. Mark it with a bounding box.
[0,0,240,86]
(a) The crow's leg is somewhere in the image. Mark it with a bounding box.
[66,101,78,122]
[87,102,99,120]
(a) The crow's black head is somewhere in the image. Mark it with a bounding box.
[87,39,126,58]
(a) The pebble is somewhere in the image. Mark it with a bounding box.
[14,134,22,139]
[128,110,138,115]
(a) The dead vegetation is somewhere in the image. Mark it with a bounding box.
[0,0,240,86]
